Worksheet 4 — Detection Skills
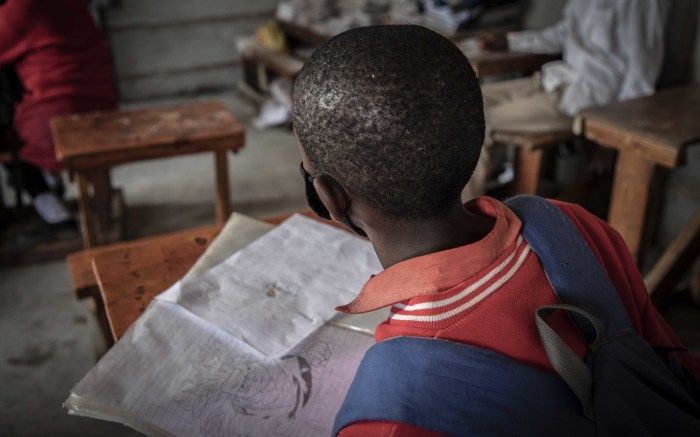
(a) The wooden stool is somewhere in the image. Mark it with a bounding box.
[51,101,245,247]
[491,130,574,195]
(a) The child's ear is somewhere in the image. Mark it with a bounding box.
[313,176,349,223]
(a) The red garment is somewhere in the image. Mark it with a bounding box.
[0,0,116,172]
[337,197,700,437]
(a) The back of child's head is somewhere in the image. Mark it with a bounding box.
[293,25,484,220]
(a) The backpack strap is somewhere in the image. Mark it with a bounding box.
[505,195,639,417]
[332,336,592,437]
[504,195,633,337]
[334,196,642,434]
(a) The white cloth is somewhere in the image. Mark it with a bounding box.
[507,0,669,116]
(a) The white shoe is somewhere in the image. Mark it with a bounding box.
[32,192,71,224]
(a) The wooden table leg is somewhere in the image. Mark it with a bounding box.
[214,149,230,224]
[512,148,543,195]
[76,172,98,248]
[607,152,656,263]
[90,169,113,235]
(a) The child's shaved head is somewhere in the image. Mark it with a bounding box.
[293,25,484,220]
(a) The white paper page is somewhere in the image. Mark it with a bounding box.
[67,299,374,437]
[185,213,275,279]
[159,214,382,357]
[179,212,390,336]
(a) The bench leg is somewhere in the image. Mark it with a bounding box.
[214,150,230,224]
[76,169,114,248]
[90,169,113,236]
[82,286,115,350]
[76,172,98,248]
[511,148,543,195]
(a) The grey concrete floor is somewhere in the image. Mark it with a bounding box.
[1,92,700,436]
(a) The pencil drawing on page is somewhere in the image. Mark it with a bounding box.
[175,337,332,436]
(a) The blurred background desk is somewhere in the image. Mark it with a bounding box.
[580,84,700,281]
[51,101,245,247]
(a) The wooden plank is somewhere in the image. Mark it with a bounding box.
[68,136,244,172]
[607,152,656,261]
[512,148,543,195]
[645,212,700,305]
[51,101,244,163]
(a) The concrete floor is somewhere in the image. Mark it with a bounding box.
[1,93,699,436]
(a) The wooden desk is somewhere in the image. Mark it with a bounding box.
[580,84,700,263]
[51,101,245,247]
[93,224,223,341]
[468,50,560,79]
[84,211,330,343]
[67,225,221,346]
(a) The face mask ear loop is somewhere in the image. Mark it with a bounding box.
[322,176,368,238]
[300,162,332,220]
[301,162,368,238]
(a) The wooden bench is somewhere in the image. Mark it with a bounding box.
[491,130,573,195]
[51,101,245,248]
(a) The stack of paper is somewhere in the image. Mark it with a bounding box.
[65,214,386,436]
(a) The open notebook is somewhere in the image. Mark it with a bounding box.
[65,214,388,436]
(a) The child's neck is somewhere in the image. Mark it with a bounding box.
[370,203,495,269]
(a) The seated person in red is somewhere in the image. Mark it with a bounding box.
[292,25,700,436]
[0,0,116,228]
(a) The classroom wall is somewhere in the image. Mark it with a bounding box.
[101,0,570,102]
[521,0,567,29]
[102,0,278,101]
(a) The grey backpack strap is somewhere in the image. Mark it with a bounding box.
[536,304,606,419]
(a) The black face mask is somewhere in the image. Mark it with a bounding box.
[299,162,368,238]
